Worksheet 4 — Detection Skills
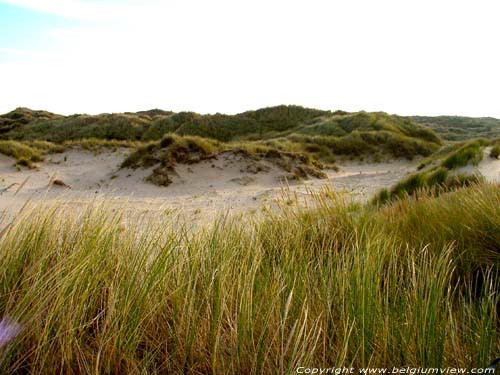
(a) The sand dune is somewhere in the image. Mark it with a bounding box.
[0,148,420,224]
[0,148,417,221]
[2,146,497,223]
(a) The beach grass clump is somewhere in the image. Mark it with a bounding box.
[122,134,221,169]
[0,183,498,373]
[374,138,493,205]
[372,166,485,205]
[26,140,66,154]
[122,134,326,185]
[0,140,44,168]
[121,134,222,185]
[441,140,486,169]
[490,145,500,159]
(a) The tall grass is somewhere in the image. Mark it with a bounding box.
[0,184,498,374]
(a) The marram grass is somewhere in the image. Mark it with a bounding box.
[0,184,498,374]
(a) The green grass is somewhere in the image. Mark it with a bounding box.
[0,183,498,373]
[441,140,486,169]
[1,106,442,162]
[375,139,494,204]
[412,116,500,141]
[373,169,484,205]
[0,107,60,134]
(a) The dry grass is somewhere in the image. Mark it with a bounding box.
[0,140,44,169]
[0,183,498,374]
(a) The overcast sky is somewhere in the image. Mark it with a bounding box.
[0,0,499,117]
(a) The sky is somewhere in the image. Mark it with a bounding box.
[0,0,499,117]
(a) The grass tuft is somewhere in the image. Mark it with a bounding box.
[442,140,485,169]
[0,140,44,168]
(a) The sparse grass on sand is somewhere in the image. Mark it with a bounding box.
[122,134,326,185]
[0,139,138,169]
[0,183,498,374]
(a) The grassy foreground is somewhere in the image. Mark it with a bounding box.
[0,184,499,374]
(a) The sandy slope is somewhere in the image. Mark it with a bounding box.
[0,148,438,223]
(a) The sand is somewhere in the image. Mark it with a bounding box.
[1,147,498,224]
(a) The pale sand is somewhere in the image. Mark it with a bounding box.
[1,147,497,224]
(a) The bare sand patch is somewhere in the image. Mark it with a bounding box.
[1,148,420,224]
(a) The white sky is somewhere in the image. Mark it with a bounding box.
[0,0,499,117]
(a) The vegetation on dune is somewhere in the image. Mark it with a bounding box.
[0,107,60,134]
[374,139,492,204]
[0,105,329,143]
[141,110,442,161]
[122,135,222,185]
[0,183,498,373]
[3,113,152,143]
[122,134,326,185]
[373,169,484,205]
[412,115,500,141]
[62,138,141,152]
[441,139,485,169]
[0,106,441,183]
[0,106,442,163]
[0,140,45,169]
